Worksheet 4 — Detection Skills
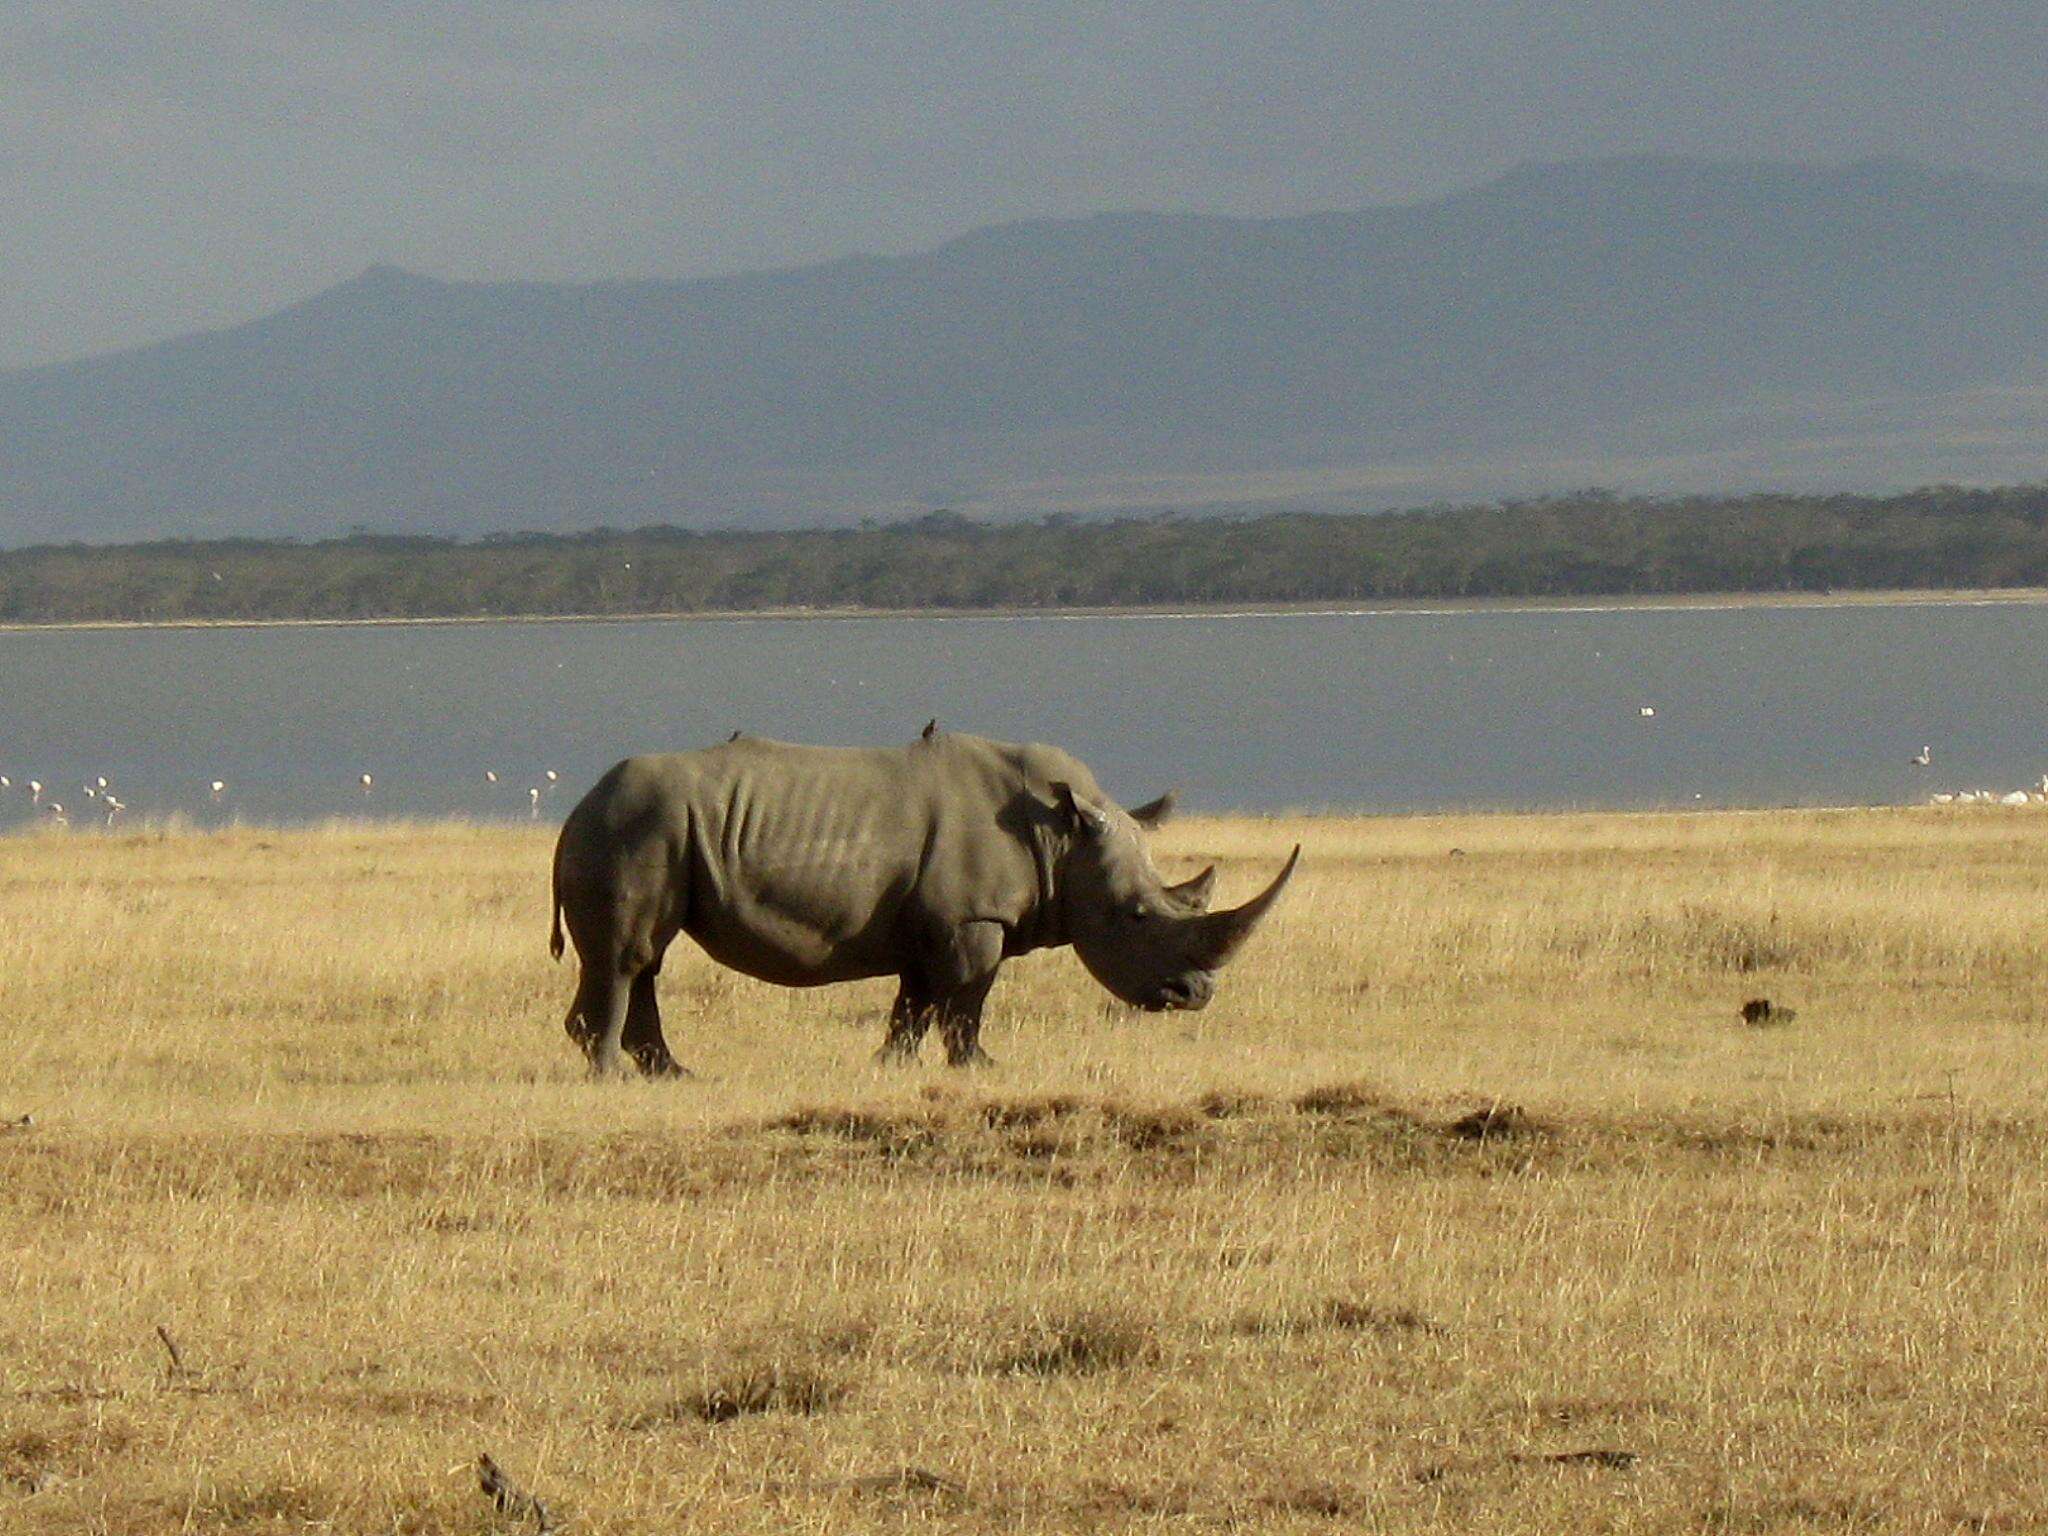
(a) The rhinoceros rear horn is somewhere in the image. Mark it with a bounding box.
[1187,846,1301,968]
[1164,864,1217,913]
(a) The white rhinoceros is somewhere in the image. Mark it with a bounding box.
[549,729,1298,1074]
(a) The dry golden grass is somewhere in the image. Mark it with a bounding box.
[2,809,2045,1533]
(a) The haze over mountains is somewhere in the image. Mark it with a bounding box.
[6,155,2048,546]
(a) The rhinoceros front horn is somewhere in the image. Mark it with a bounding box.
[1187,845,1301,968]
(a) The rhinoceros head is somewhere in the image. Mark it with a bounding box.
[1051,782,1300,1011]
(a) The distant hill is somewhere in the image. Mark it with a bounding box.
[6,155,2048,544]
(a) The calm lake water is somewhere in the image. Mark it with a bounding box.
[0,602,2042,826]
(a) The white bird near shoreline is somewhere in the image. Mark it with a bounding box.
[528,786,541,818]
[1910,745,1932,767]
[359,773,374,795]
[1638,706,1656,718]
[485,770,499,784]
[210,779,226,801]
[27,780,41,805]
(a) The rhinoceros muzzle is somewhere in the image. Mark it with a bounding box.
[1147,972,1216,1012]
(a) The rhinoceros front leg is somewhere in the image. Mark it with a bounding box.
[876,920,1005,1067]
[935,972,1000,1068]
[930,921,1005,1067]
[876,983,934,1064]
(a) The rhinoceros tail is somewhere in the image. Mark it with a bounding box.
[549,847,566,962]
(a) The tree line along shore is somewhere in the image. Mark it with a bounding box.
[6,483,2048,625]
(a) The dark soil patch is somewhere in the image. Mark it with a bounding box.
[982,1313,1154,1377]
[623,1365,850,1428]
[1291,1080,1398,1117]
[1195,1089,1275,1120]
[1445,1101,1547,1142]
[1233,1298,1442,1338]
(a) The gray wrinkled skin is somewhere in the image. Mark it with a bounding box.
[549,730,1299,1075]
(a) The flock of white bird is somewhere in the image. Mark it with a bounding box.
[1910,747,2048,807]
[3,736,2039,824]
[0,766,568,827]
[1926,784,2048,806]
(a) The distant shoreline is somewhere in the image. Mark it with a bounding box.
[6,586,2048,635]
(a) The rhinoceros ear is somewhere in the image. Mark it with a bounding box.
[1128,791,1177,829]
[1052,781,1109,839]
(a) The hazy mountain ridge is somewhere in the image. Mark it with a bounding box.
[6,155,2048,544]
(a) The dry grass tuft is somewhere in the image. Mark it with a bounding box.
[625,1363,853,1427]
[1193,1087,1275,1119]
[1290,1079,1400,1116]
[1443,1099,1546,1142]
[1232,1298,1443,1338]
[973,1093,1084,1129]
[769,1105,917,1146]
[974,1309,1158,1377]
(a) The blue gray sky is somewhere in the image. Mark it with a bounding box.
[6,1,2046,370]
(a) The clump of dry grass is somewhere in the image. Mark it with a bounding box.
[1231,1298,1443,1339]
[624,1363,853,1427]
[1291,1079,1396,1116]
[966,1308,1158,1377]
[1443,1099,1546,1141]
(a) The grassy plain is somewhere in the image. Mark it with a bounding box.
[1,810,2045,1533]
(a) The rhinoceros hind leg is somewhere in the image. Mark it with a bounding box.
[576,972,633,1077]
[623,970,691,1078]
[562,994,598,1053]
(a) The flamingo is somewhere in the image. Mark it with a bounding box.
[102,795,125,827]
[210,780,226,801]
[485,770,499,784]
[27,780,41,805]
[528,786,541,819]
[359,773,374,795]
[1910,745,1931,767]
[46,802,65,827]
[1638,706,1656,718]
[543,769,560,788]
